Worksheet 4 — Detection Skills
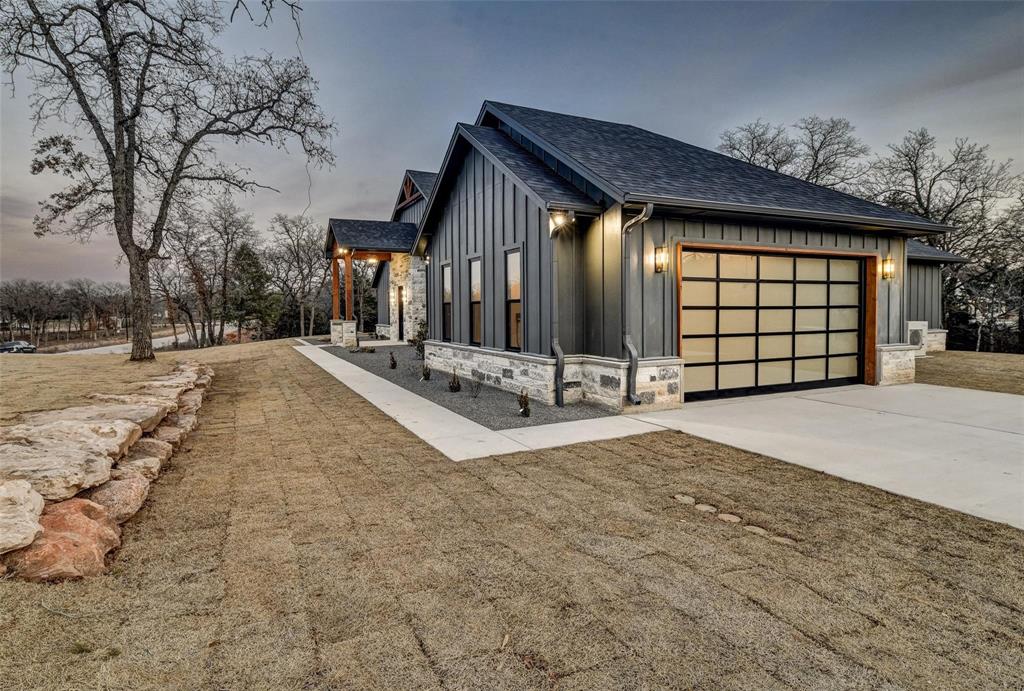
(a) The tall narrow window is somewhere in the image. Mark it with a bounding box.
[469,258,482,346]
[441,265,452,341]
[506,250,522,351]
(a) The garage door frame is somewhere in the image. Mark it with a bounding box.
[676,242,879,398]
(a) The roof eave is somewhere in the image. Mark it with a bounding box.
[622,193,953,236]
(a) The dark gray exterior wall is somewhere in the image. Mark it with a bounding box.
[424,147,566,355]
[621,215,909,358]
[907,261,943,329]
[396,197,427,226]
[580,206,623,358]
[376,261,390,325]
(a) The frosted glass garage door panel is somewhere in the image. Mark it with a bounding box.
[829,356,858,379]
[681,252,717,278]
[759,309,793,333]
[830,284,859,305]
[795,358,827,382]
[684,365,716,392]
[830,308,859,331]
[718,337,755,362]
[796,258,827,280]
[758,360,792,386]
[720,282,756,307]
[720,254,757,279]
[718,363,755,389]
[760,283,793,306]
[830,259,860,282]
[719,310,755,334]
[681,281,716,306]
[759,335,792,359]
[760,256,793,280]
[681,337,716,364]
[681,310,716,335]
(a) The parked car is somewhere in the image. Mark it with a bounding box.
[0,340,37,353]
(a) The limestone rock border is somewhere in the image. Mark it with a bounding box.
[0,360,214,581]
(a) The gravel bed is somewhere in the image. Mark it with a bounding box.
[323,344,614,430]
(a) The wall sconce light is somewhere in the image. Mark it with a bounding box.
[548,210,575,236]
[367,258,378,265]
[881,254,895,280]
[654,246,668,273]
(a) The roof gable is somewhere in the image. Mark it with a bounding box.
[411,123,601,254]
[391,169,438,221]
[478,101,951,235]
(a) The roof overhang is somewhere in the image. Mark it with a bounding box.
[622,195,953,237]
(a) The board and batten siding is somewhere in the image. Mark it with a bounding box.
[396,197,427,226]
[907,262,943,329]
[375,261,390,326]
[621,215,908,358]
[425,147,582,356]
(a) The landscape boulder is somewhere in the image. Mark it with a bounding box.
[90,392,180,410]
[0,423,123,500]
[81,475,150,523]
[2,498,121,581]
[0,480,45,554]
[23,402,171,433]
[164,412,198,434]
[149,424,186,449]
[177,390,205,415]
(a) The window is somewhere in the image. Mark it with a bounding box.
[441,265,452,341]
[506,250,522,350]
[469,258,482,346]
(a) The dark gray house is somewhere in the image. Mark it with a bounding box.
[332,101,960,409]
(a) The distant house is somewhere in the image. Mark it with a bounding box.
[327,101,961,409]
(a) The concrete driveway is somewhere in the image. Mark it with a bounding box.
[632,384,1024,530]
[66,334,183,354]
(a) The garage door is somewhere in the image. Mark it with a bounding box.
[679,249,863,400]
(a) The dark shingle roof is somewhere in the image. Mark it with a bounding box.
[459,124,599,211]
[907,239,967,263]
[327,219,418,253]
[481,101,950,233]
[406,170,437,199]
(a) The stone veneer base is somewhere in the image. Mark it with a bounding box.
[424,341,683,411]
[925,329,947,353]
[877,344,917,385]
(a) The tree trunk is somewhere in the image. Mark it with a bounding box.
[299,302,305,338]
[128,255,155,360]
[308,302,316,337]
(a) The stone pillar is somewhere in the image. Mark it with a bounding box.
[925,329,947,352]
[331,320,357,347]
[876,344,917,385]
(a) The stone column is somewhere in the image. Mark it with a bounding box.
[331,320,357,347]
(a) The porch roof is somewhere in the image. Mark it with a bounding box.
[324,219,418,258]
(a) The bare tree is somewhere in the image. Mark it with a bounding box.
[719,116,869,189]
[791,116,870,188]
[717,119,796,172]
[265,213,327,337]
[1,0,334,360]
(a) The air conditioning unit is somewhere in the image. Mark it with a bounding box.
[907,321,929,357]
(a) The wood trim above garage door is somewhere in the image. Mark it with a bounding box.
[675,242,880,388]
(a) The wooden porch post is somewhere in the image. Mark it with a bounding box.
[331,256,340,321]
[345,252,354,321]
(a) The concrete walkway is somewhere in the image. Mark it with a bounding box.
[294,345,662,461]
[631,384,1024,529]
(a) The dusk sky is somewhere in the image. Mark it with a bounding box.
[1,1,1021,283]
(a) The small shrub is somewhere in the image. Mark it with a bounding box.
[421,364,431,381]
[388,351,397,369]
[348,348,360,354]
[360,346,376,353]
[517,388,530,417]
[448,369,461,393]
[468,377,482,398]
[408,319,428,359]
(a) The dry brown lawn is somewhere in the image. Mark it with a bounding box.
[915,349,1024,396]
[0,352,176,425]
[2,339,1022,689]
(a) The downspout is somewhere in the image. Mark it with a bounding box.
[621,203,655,406]
[550,215,566,406]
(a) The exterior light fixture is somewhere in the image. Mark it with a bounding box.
[548,210,575,236]
[367,258,378,265]
[654,246,668,273]
[881,254,896,280]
